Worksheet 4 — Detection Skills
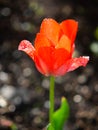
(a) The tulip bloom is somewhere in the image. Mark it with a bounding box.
[18,18,89,76]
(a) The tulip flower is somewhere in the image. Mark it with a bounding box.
[18,18,89,130]
[18,18,89,76]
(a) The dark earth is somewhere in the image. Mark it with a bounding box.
[0,0,98,130]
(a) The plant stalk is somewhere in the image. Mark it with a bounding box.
[49,76,55,124]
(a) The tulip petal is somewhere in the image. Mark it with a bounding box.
[57,35,71,53]
[60,20,78,45]
[34,33,52,51]
[36,47,54,75]
[34,47,55,76]
[54,56,89,76]
[54,48,70,70]
[40,18,60,46]
[67,56,89,72]
[35,47,70,76]
[34,54,50,76]
[18,40,35,60]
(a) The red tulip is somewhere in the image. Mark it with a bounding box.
[18,18,89,76]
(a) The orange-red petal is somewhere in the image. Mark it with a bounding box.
[54,56,89,76]
[34,33,52,51]
[57,35,71,53]
[18,40,35,60]
[53,48,70,70]
[40,18,60,46]
[60,20,78,44]
[34,47,70,76]
[67,56,89,72]
[34,54,50,76]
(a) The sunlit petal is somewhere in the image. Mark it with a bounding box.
[34,33,52,51]
[40,18,60,46]
[60,20,78,45]
[57,35,71,53]
[18,40,35,60]
[54,56,89,76]
[67,56,89,72]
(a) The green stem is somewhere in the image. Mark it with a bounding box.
[49,76,55,124]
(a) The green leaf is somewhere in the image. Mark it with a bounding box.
[46,123,54,130]
[46,97,70,130]
[52,97,70,130]
[10,124,18,130]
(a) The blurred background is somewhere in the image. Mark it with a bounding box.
[0,0,98,130]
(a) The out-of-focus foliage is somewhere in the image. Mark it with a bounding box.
[94,27,98,40]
